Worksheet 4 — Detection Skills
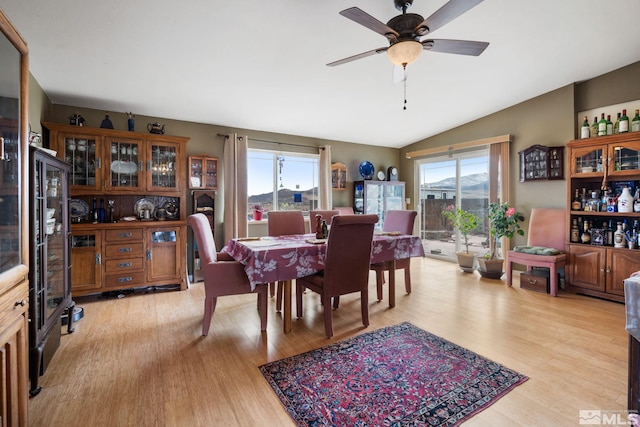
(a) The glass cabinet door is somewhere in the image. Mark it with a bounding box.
[571,145,604,175]
[63,135,100,190]
[608,140,640,175]
[106,137,143,190]
[147,142,179,191]
[44,164,66,322]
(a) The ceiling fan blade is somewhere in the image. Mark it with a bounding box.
[327,47,388,67]
[340,7,399,38]
[415,0,484,35]
[423,39,489,56]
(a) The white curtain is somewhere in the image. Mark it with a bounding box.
[223,134,248,241]
[318,144,332,209]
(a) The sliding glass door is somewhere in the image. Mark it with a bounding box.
[416,148,490,261]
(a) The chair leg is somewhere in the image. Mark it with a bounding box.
[361,289,369,327]
[549,265,559,297]
[404,262,411,294]
[276,281,283,312]
[506,260,514,287]
[269,282,275,298]
[323,294,334,338]
[258,290,267,331]
[376,270,384,301]
[202,296,217,336]
[332,295,340,309]
[296,283,304,318]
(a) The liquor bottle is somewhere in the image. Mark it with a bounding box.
[606,115,613,136]
[598,113,608,136]
[632,109,640,132]
[614,112,621,134]
[591,116,599,137]
[620,109,629,133]
[606,220,614,246]
[570,219,580,243]
[614,222,626,248]
[571,189,582,211]
[98,198,106,223]
[635,187,640,213]
[321,220,328,239]
[581,116,590,139]
[587,191,600,212]
[618,187,633,213]
[580,220,591,244]
[580,188,588,211]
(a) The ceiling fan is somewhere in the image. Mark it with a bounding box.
[327,0,489,68]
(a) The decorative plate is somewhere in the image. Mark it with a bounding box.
[111,160,138,174]
[134,198,155,217]
[359,160,374,180]
[163,201,179,219]
[70,199,89,220]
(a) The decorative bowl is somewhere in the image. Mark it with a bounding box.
[358,160,374,180]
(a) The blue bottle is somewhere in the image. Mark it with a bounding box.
[127,112,135,132]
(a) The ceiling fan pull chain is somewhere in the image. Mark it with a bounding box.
[403,66,408,110]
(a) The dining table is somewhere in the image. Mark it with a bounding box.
[222,232,425,333]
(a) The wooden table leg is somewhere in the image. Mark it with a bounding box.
[283,279,292,333]
[388,260,396,308]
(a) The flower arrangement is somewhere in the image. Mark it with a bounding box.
[251,204,263,213]
[442,205,480,254]
[486,202,525,259]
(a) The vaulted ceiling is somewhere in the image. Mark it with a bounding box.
[4,0,640,148]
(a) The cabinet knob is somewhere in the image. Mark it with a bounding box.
[14,300,26,307]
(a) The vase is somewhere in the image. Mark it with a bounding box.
[455,252,477,273]
[477,258,504,279]
[254,210,263,221]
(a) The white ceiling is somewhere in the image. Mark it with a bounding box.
[3,0,640,148]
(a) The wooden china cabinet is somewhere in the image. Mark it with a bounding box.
[0,8,29,425]
[566,132,640,303]
[43,122,190,296]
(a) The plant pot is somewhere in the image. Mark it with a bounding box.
[456,252,477,273]
[477,258,504,279]
[254,210,263,221]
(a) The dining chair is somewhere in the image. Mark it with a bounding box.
[370,210,418,301]
[309,210,340,230]
[296,214,378,338]
[187,214,267,335]
[267,210,306,311]
[506,208,566,296]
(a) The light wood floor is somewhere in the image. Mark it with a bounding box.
[28,257,628,427]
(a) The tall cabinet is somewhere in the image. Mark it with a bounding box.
[0,9,30,425]
[29,147,74,396]
[353,180,405,229]
[43,122,190,297]
[566,132,640,303]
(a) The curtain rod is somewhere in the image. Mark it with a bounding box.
[217,134,324,150]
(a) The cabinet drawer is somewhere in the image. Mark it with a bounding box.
[104,271,146,288]
[105,229,143,242]
[0,282,28,326]
[104,242,144,258]
[520,271,549,293]
[105,257,144,273]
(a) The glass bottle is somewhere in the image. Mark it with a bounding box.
[580,188,588,211]
[570,219,580,243]
[614,112,621,134]
[571,189,582,211]
[581,116,590,139]
[587,191,600,212]
[591,116,599,137]
[598,113,608,137]
[614,222,626,248]
[92,197,98,224]
[632,109,640,132]
[620,109,629,133]
[618,187,633,213]
[606,220,614,246]
[321,220,328,239]
[606,115,613,136]
[635,188,640,213]
[580,220,591,244]
[315,214,323,239]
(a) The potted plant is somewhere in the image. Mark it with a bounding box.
[442,205,480,272]
[252,204,264,221]
[478,201,525,278]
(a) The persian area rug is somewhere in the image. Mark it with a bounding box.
[259,322,527,426]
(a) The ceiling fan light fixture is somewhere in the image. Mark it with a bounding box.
[387,40,422,66]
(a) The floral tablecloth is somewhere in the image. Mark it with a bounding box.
[222,233,425,289]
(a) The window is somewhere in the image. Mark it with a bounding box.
[247,149,319,220]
